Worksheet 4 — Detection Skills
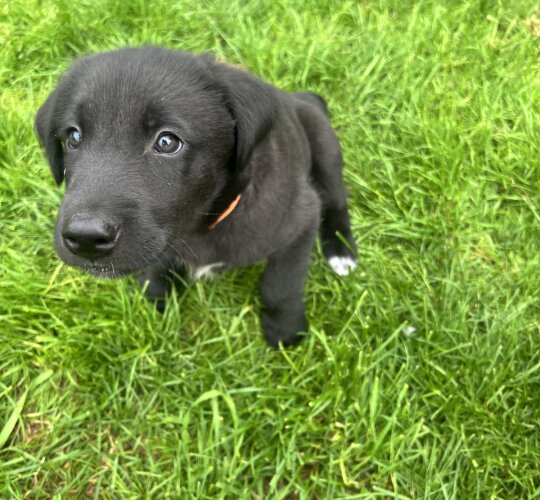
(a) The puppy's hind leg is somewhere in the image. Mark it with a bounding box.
[295,94,357,276]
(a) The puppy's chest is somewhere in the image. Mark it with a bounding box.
[189,261,226,280]
[178,230,267,279]
[176,236,240,279]
[177,214,279,276]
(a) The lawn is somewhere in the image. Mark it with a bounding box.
[1,0,539,497]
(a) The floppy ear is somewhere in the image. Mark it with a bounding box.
[213,62,278,172]
[35,90,64,185]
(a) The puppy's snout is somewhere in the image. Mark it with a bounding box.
[62,214,119,261]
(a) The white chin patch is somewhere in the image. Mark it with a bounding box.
[328,256,357,276]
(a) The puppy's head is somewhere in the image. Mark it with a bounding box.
[35,47,277,277]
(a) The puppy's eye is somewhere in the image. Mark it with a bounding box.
[154,133,183,154]
[67,128,82,149]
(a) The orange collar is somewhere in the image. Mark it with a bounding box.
[209,194,242,230]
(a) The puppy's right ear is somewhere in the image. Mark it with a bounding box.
[35,90,64,185]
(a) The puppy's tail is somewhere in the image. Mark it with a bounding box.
[293,92,330,117]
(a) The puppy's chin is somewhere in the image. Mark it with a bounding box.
[57,254,158,280]
[80,263,136,280]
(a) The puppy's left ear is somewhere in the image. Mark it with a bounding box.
[213,62,278,173]
[35,90,64,185]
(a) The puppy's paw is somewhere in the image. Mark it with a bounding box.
[328,255,357,276]
[321,233,358,277]
[262,308,308,348]
[137,271,171,313]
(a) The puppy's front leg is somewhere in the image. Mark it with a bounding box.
[260,223,318,348]
[137,265,182,313]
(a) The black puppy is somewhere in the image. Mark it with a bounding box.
[35,47,357,347]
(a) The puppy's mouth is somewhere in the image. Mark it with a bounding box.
[80,263,137,279]
[55,228,169,280]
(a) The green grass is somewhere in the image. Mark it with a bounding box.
[1,0,539,497]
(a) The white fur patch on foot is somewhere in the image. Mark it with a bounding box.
[328,256,357,276]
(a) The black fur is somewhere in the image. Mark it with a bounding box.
[35,47,357,347]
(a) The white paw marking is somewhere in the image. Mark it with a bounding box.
[328,256,357,276]
[192,262,225,280]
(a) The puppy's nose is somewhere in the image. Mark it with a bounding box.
[62,215,118,260]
